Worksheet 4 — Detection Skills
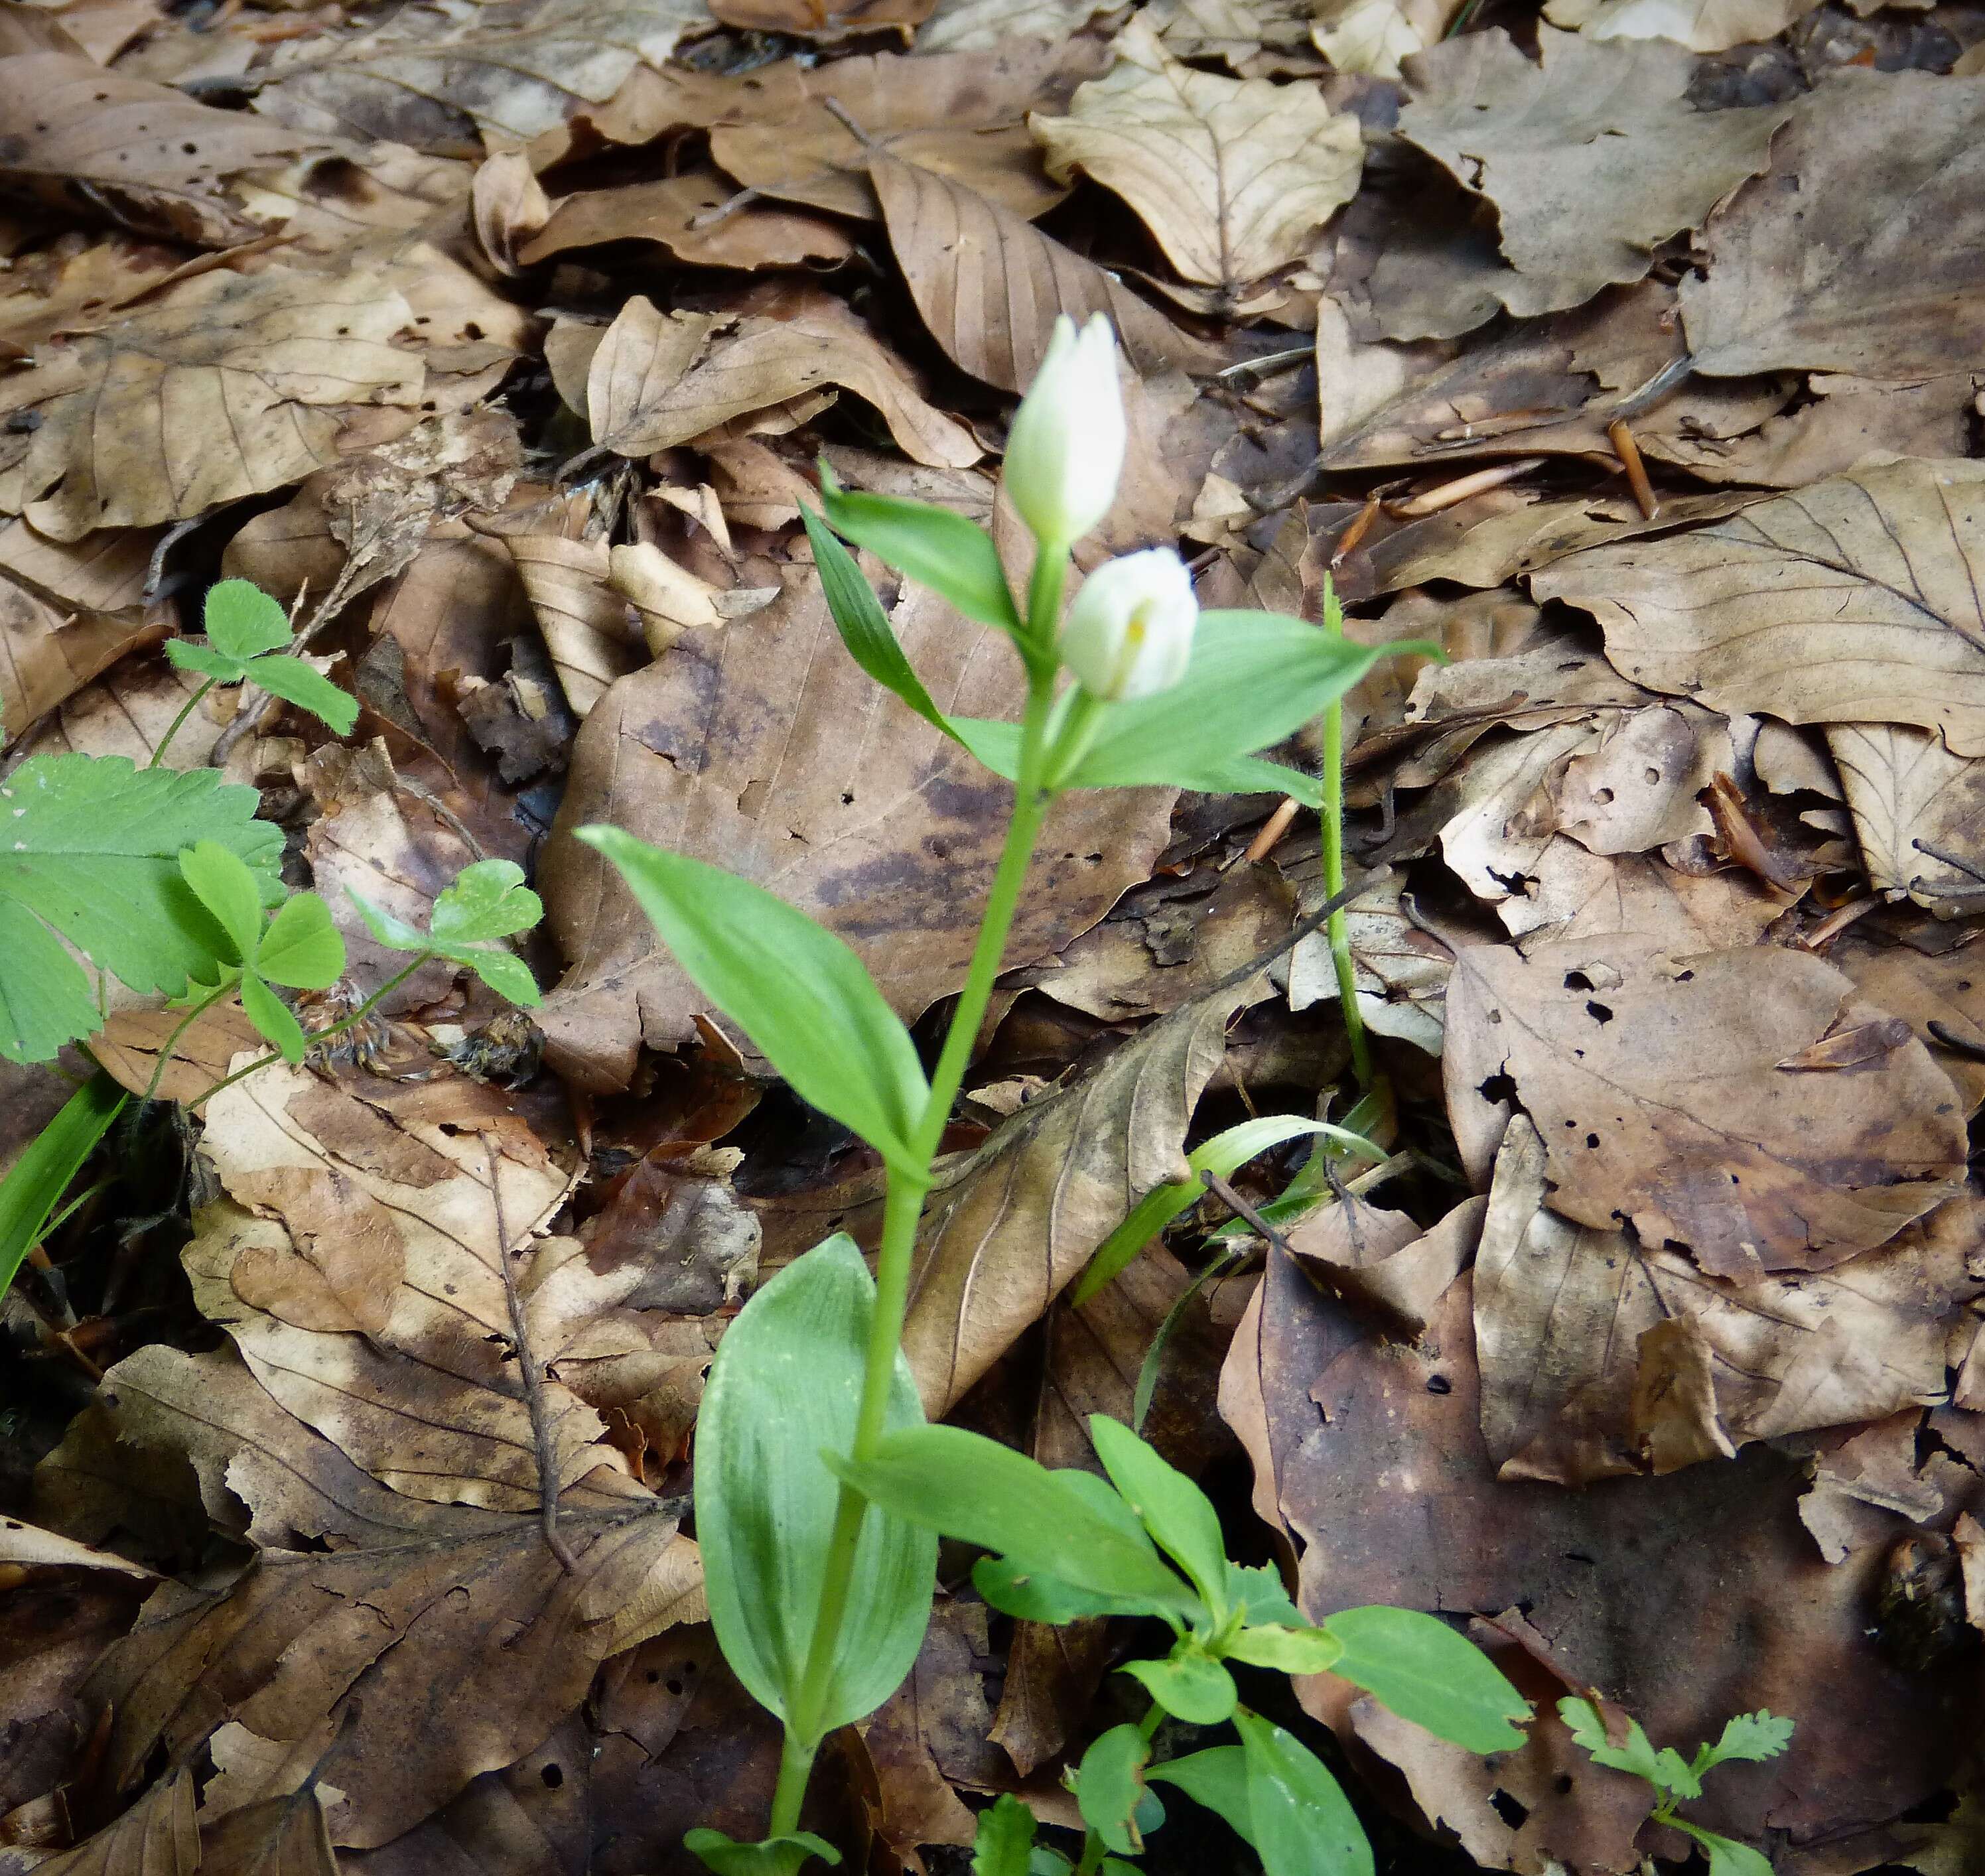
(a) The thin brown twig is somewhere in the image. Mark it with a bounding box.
[486,1133,578,1574]
[1241,797,1301,866]
[1387,458,1546,519]
[1200,1168,1291,1258]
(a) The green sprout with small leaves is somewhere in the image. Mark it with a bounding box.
[1560,1699,1794,1876]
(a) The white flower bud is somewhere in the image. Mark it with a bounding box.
[1058,548,1198,702]
[1002,314,1127,550]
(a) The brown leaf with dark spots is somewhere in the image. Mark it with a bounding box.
[1444,935,1967,1276]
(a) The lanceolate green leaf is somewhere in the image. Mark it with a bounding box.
[819,470,1022,635]
[684,1828,842,1876]
[695,1235,936,1745]
[240,971,307,1063]
[828,1424,1199,1615]
[241,655,359,737]
[0,754,281,1063]
[802,507,955,739]
[1326,1607,1529,1752]
[578,829,928,1165]
[179,840,264,964]
[0,1072,124,1300]
[1234,1711,1373,1876]
[1146,1745,1255,1847]
[1087,1415,1227,1609]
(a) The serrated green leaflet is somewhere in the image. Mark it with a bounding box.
[579,828,926,1164]
[971,1794,1037,1876]
[0,755,281,1063]
[204,579,292,659]
[695,1235,936,1745]
[1326,1607,1528,1752]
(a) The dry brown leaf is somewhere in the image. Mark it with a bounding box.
[1444,933,1968,1277]
[709,0,930,38]
[0,52,308,247]
[539,567,1174,1089]
[488,503,643,720]
[915,0,1107,48]
[518,173,856,271]
[1543,0,1819,51]
[199,1788,340,1876]
[251,0,714,153]
[1282,874,1450,1055]
[1832,927,1985,1116]
[1391,27,1793,326]
[614,311,977,468]
[0,573,159,740]
[0,518,156,614]
[707,45,1077,222]
[1475,1116,1982,1483]
[89,998,265,1108]
[902,977,1249,1412]
[1504,837,1795,949]
[1142,0,1316,72]
[1312,0,1463,79]
[1531,460,1985,759]
[871,153,1221,393]
[469,148,551,275]
[9,266,424,541]
[1550,703,1730,857]
[1286,1192,1479,1339]
[29,1771,197,1876]
[1826,724,1985,910]
[1680,72,1985,381]
[1032,20,1361,297]
[0,1517,157,1575]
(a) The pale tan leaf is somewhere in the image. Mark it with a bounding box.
[0,572,158,739]
[1831,927,1985,1117]
[916,0,1107,49]
[1143,0,1316,70]
[1285,871,1450,1055]
[1542,0,1818,50]
[540,567,1174,1088]
[870,153,1223,393]
[1444,934,1968,1277]
[1531,460,1985,759]
[1393,26,1792,321]
[608,540,722,655]
[1312,0,1461,78]
[707,44,1077,221]
[1501,837,1794,949]
[582,295,716,448]
[902,978,1249,1413]
[15,267,423,541]
[0,518,156,613]
[1473,1115,1979,1483]
[0,52,307,247]
[251,0,715,151]
[597,312,980,468]
[496,523,642,720]
[1550,704,1728,857]
[1827,723,1985,909]
[1032,19,1361,293]
[0,1515,157,1574]
[1680,72,1985,380]
[90,998,265,1108]
[517,172,855,271]
[469,149,551,275]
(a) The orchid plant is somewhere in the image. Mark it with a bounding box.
[584,316,1527,1875]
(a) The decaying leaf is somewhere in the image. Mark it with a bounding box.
[1312,0,1462,79]
[9,266,424,540]
[1827,723,1985,910]
[1444,933,1968,1277]
[1390,27,1793,327]
[0,574,159,741]
[539,567,1175,1088]
[1542,0,1820,51]
[519,173,856,272]
[1532,460,1985,758]
[1032,20,1361,296]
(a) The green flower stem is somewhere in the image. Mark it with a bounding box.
[190,953,430,1107]
[140,981,235,1104]
[1318,608,1371,1090]
[147,677,219,769]
[767,1727,820,1841]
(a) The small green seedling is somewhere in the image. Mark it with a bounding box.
[352,858,545,1008]
[1560,1699,1794,1876]
[163,577,358,741]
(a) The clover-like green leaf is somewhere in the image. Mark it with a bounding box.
[257,892,344,990]
[350,859,543,1008]
[165,579,358,736]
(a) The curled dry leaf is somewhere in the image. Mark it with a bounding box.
[539,569,1175,1088]
[27,1770,198,1876]
[488,502,644,719]
[470,149,552,275]
[916,0,1109,50]
[871,152,1222,393]
[0,574,159,742]
[9,266,424,541]
[1391,27,1793,327]
[1474,1115,1982,1484]
[707,44,1079,222]
[1444,933,1968,1277]
[1542,0,1820,50]
[1032,19,1362,296]
[251,0,715,152]
[0,53,308,249]
[518,173,856,272]
[902,976,1249,1413]
[1680,70,1985,380]
[1531,459,1985,758]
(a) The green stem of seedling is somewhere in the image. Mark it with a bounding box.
[779,552,1066,1803]
[1318,604,1371,1089]
[190,953,430,1107]
[141,981,234,1104]
[148,677,219,769]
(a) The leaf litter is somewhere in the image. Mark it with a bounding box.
[3,0,1985,1871]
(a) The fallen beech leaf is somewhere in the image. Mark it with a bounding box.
[12,267,424,541]
[200,1787,341,1876]
[902,976,1249,1412]
[1504,837,1794,949]
[872,153,1223,393]
[707,45,1077,221]
[1832,927,1985,1116]
[1474,1116,1982,1483]
[1531,460,1985,758]
[1444,934,1968,1276]
[608,541,726,655]
[30,1770,197,1876]
[582,295,717,450]
[470,149,551,275]
[251,0,715,152]
[1285,872,1451,1057]
[0,574,159,741]
[1033,19,1362,296]
[0,1517,157,1575]
[1826,723,1985,910]
[518,172,856,271]
[491,509,642,719]
[1392,27,1792,324]
[539,568,1174,1089]
[595,310,980,468]
[90,998,265,1108]
[855,1601,996,1857]
[0,517,157,614]
[1543,0,1819,50]
[1287,1191,1480,1339]
[1680,71,1985,380]
[1312,0,1462,79]
[1550,703,1728,857]
[0,52,307,248]
[916,0,1109,48]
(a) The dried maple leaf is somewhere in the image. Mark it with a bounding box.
[8,267,424,541]
[1033,19,1361,297]
[1680,70,1985,380]
[1444,933,1968,1277]
[0,53,308,248]
[1531,459,1985,758]
[538,567,1174,1088]
[1390,27,1793,326]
